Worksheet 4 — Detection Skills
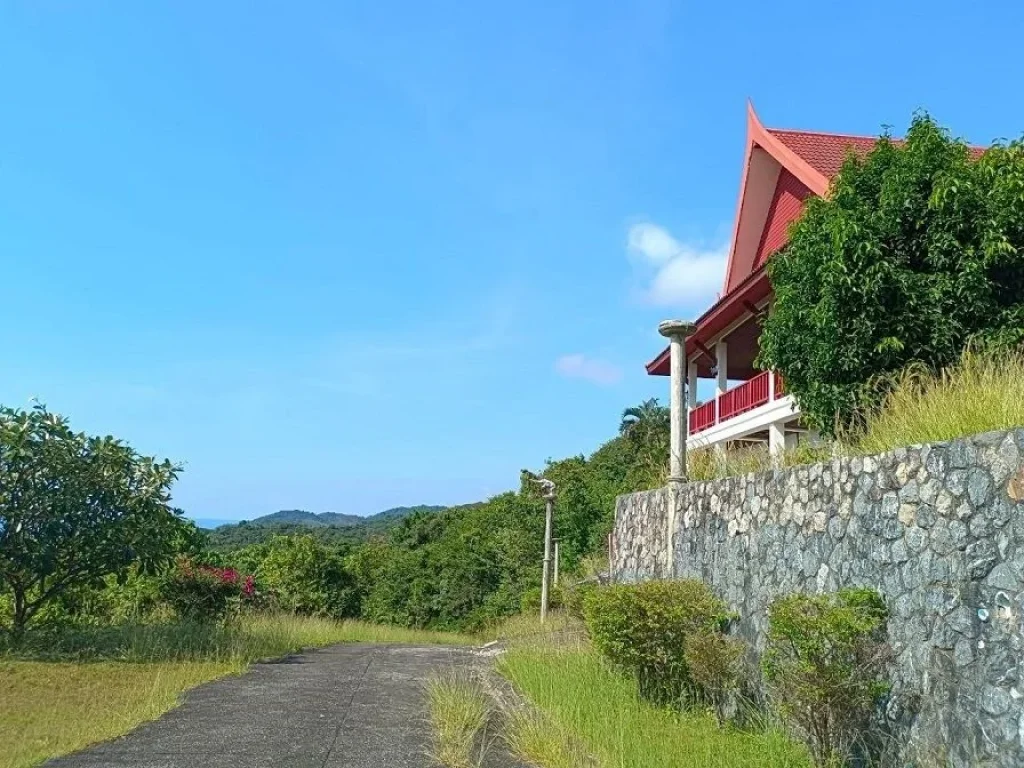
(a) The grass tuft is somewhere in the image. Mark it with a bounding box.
[425,671,492,768]
[505,709,596,768]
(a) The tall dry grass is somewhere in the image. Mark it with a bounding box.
[1,613,472,664]
[850,349,1024,455]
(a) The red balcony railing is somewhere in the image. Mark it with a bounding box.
[689,399,717,434]
[688,370,784,436]
[719,370,771,421]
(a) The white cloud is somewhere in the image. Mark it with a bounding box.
[554,354,622,386]
[627,222,727,308]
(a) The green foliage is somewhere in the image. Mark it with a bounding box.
[519,584,564,615]
[561,580,597,621]
[0,404,187,638]
[759,114,1024,435]
[334,400,667,633]
[583,580,732,706]
[619,398,671,491]
[763,588,891,767]
[244,534,358,617]
[683,630,746,720]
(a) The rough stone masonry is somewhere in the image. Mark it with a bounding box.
[612,429,1024,768]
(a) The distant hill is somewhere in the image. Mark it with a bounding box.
[228,505,447,529]
[201,504,448,550]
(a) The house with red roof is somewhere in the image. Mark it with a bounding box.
[648,104,913,455]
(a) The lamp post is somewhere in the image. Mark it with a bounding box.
[532,478,557,623]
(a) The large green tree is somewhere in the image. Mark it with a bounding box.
[0,404,185,637]
[241,534,358,617]
[759,114,1024,434]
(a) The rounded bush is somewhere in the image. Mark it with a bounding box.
[583,579,732,706]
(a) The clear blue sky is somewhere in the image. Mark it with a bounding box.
[2,1,1022,522]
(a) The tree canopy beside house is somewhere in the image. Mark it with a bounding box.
[759,113,1024,435]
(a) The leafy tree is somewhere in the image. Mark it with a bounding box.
[0,404,185,637]
[249,534,358,617]
[759,114,1024,434]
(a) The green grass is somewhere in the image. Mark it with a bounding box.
[0,660,236,768]
[0,614,473,768]
[426,671,492,768]
[498,645,810,768]
[850,349,1024,455]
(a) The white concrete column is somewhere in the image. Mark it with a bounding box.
[768,420,786,458]
[659,319,696,578]
[715,340,729,396]
[659,320,697,485]
[687,362,698,409]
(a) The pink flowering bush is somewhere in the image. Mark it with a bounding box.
[161,557,256,622]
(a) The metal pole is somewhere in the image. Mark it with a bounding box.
[541,494,553,623]
[553,539,560,588]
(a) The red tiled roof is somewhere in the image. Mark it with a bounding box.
[768,129,884,178]
[769,129,987,179]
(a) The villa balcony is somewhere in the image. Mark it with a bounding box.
[688,370,789,437]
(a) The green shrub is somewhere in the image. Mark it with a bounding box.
[519,585,563,615]
[583,579,732,706]
[759,114,1024,435]
[561,580,597,621]
[764,587,891,767]
[683,630,746,721]
[252,535,359,617]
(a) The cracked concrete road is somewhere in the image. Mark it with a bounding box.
[44,644,486,768]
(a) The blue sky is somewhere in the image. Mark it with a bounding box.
[2,1,1023,522]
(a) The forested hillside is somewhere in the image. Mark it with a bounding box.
[205,505,449,549]
[0,399,667,636]
[212,400,669,630]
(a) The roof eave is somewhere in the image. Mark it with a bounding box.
[646,265,771,377]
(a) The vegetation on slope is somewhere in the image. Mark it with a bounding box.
[851,348,1024,454]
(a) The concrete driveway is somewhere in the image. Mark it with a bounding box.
[45,644,491,768]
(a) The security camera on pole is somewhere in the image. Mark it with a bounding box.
[531,477,557,623]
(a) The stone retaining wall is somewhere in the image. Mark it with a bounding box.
[611,429,1024,767]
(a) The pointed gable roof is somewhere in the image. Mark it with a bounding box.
[646,105,989,376]
[648,105,901,377]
